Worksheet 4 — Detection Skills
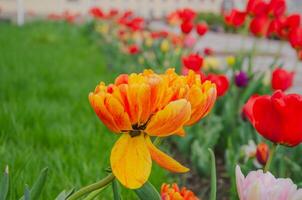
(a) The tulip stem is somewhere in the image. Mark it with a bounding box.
[67,173,115,200]
[264,143,278,173]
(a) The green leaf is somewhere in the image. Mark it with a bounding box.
[83,188,105,200]
[0,166,9,200]
[24,185,30,200]
[134,181,161,200]
[55,188,75,200]
[19,168,48,200]
[112,179,121,200]
[208,149,217,200]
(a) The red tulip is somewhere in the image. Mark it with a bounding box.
[204,47,214,56]
[249,15,270,37]
[204,74,229,97]
[271,68,294,91]
[267,0,286,18]
[178,8,196,22]
[196,23,208,36]
[89,7,104,19]
[127,44,140,55]
[224,9,247,28]
[243,91,302,147]
[289,27,302,50]
[273,14,301,39]
[246,0,268,16]
[180,21,194,34]
[182,53,203,71]
[242,94,259,121]
[256,142,269,165]
[108,9,118,17]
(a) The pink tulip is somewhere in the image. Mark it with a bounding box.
[236,165,302,200]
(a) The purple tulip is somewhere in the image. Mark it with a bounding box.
[235,71,249,87]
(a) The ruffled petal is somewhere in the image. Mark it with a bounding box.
[146,136,189,173]
[110,133,152,189]
[185,81,217,125]
[145,99,191,137]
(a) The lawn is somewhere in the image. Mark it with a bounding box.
[0,22,168,199]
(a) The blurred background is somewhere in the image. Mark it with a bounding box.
[1,0,302,21]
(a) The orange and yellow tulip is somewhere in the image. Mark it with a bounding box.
[89,68,216,189]
[161,183,199,200]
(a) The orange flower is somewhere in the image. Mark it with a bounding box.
[89,68,216,189]
[161,183,199,200]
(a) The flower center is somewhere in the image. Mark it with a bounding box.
[129,130,142,137]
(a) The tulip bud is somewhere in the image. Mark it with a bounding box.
[235,71,249,88]
[226,56,235,67]
[256,142,269,166]
[160,39,170,53]
[196,22,208,36]
[271,68,294,91]
[180,21,194,34]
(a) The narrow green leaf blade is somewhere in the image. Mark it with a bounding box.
[19,167,48,200]
[112,179,121,200]
[134,181,161,200]
[208,148,217,200]
[0,166,9,200]
[55,188,75,200]
[24,185,30,200]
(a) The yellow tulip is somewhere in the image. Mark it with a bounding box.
[204,56,220,71]
[226,56,236,67]
[160,39,170,53]
[89,69,217,189]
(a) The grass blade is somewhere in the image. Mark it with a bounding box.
[0,166,9,200]
[20,167,48,200]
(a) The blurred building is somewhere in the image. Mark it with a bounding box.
[0,0,301,19]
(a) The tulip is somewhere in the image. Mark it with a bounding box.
[235,71,249,88]
[160,39,170,53]
[236,165,302,200]
[204,47,214,56]
[249,15,270,37]
[127,44,140,55]
[243,91,302,147]
[224,9,247,28]
[178,8,196,22]
[182,53,204,72]
[289,27,302,50]
[256,142,269,165]
[226,56,235,67]
[204,74,229,97]
[271,68,294,91]
[196,22,208,36]
[89,69,216,189]
[161,183,199,200]
[89,7,104,19]
[246,0,268,16]
[181,21,194,34]
[203,57,220,71]
[183,35,197,48]
[267,0,286,18]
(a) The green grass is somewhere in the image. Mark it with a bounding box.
[0,22,168,199]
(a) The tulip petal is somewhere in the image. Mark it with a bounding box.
[145,99,191,137]
[89,93,120,133]
[146,136,189,173]
[186,82,217,125]
[110,133,152,189]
